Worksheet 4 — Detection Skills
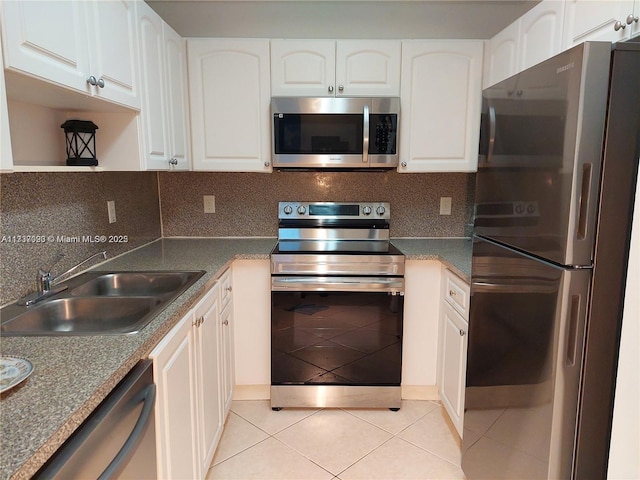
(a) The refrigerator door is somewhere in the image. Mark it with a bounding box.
[475,42,611,266]
[463,237,591,479]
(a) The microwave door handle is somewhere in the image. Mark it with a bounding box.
[487,105,496,163]
[363,104,370,165]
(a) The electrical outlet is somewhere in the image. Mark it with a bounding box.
[440,197,452,215]
[203,195,216,213]
[107,200,117,223]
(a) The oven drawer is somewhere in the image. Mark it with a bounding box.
[271,276,404,293]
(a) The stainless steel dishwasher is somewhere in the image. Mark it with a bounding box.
[35,360,157,479]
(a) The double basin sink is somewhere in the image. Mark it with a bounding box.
[0,270,205,336]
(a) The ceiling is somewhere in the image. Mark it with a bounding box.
[145,0,541,39]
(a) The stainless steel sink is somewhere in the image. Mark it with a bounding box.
[0,270,205,336]
[70,272,201,297]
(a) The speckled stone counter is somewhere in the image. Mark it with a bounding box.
[0,236,472,480]
[392,237,472,281]
[0,238,276,480]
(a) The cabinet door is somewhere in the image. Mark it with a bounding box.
[189,39,272,172]
[484,21,520,88]
[220,303,234,415]
[151,313,199,480]
[1,0,90,92]
[400,40,483,173]
[137,1,169,169]
[193,283,223,477]
[164,23,190,170]
[87,0,139,108]
[562,0,634,47]
[270,39,336,97]
[439,301,468,437]
[518,0,564,72]
[0,37,14,172]
[335,40,401,96]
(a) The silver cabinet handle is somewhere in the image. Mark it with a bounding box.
[401,161,407,168]
[627,14,639,24]
[193,316,204,327]
[226,286,232,292]
[97,77,105,88]
[264,161,270,168]
[488,105,496,163]
[87,76,98,86]
[222,319,229,326]
[449,290,457,297]
[614,20,626,31]
[338,85,344,93]
[328,85,334,93]
[459,329,466,336]
[169,158,178,166]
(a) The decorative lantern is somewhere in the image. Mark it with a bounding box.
[61,120,99,166]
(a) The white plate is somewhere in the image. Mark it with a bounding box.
[0,356,34,393]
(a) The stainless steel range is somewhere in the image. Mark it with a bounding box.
[270,201,405,410]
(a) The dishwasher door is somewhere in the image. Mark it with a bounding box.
[35,360,157,479]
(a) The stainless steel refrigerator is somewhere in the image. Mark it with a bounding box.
[462,41,640,480]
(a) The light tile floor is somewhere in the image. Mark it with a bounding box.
[206,400,466,480]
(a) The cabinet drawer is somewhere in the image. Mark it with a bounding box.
[443,269,470,319]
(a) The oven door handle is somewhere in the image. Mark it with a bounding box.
[271,276,404,293]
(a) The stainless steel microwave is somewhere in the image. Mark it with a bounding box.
[271,97,400,169]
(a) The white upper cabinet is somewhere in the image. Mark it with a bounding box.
[563,0,639,47]
[0,35,13,172]
[136,1,190,170]
[519,1,565,71]
[86,0,139,108]
[270,40,336,97]
[271,39,401,97]
[399,40,483,173]
[2,0,140,110]
[188,39,272,172]
[484,0,565,88]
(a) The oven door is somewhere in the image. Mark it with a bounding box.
[271,276,403,388]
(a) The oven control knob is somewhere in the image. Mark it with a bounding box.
[362,206,372,215]
[376,206,386,215]
[297,205,307,215]
[283,205,293,215]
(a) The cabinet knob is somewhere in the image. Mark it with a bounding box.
[328,85,334,93]
[97,77,105,88]
[627,14,639,24]
[338,85,344,93]
[87,76,98,86]
[459,329,466,336]
[264,161,270,168]
[449,290,457,297]
[222,319,229,326]
[193,316,204,327]
[614,20,626,31]
[401,161,407,168]
[169,158,178,166]
[226,286,232,292]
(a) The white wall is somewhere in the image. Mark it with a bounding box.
[607,174,640,479]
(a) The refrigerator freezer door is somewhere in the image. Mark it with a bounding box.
[463,237,591,479]
[475,42,611,267]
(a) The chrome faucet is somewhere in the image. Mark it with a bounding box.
[18,251,108,306]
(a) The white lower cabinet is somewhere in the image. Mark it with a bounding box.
[151,270,234,479]
[150,309,200,479]
[437,269,470,438]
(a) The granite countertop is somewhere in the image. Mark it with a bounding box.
[0,236,471,480]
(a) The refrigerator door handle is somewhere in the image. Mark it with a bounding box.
[566,295,582,367]
[577,163,593,240]
[487,106,496,163]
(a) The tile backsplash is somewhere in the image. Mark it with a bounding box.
[0,170,474,305]
[0,172,161,305]
[159,171,475,237]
